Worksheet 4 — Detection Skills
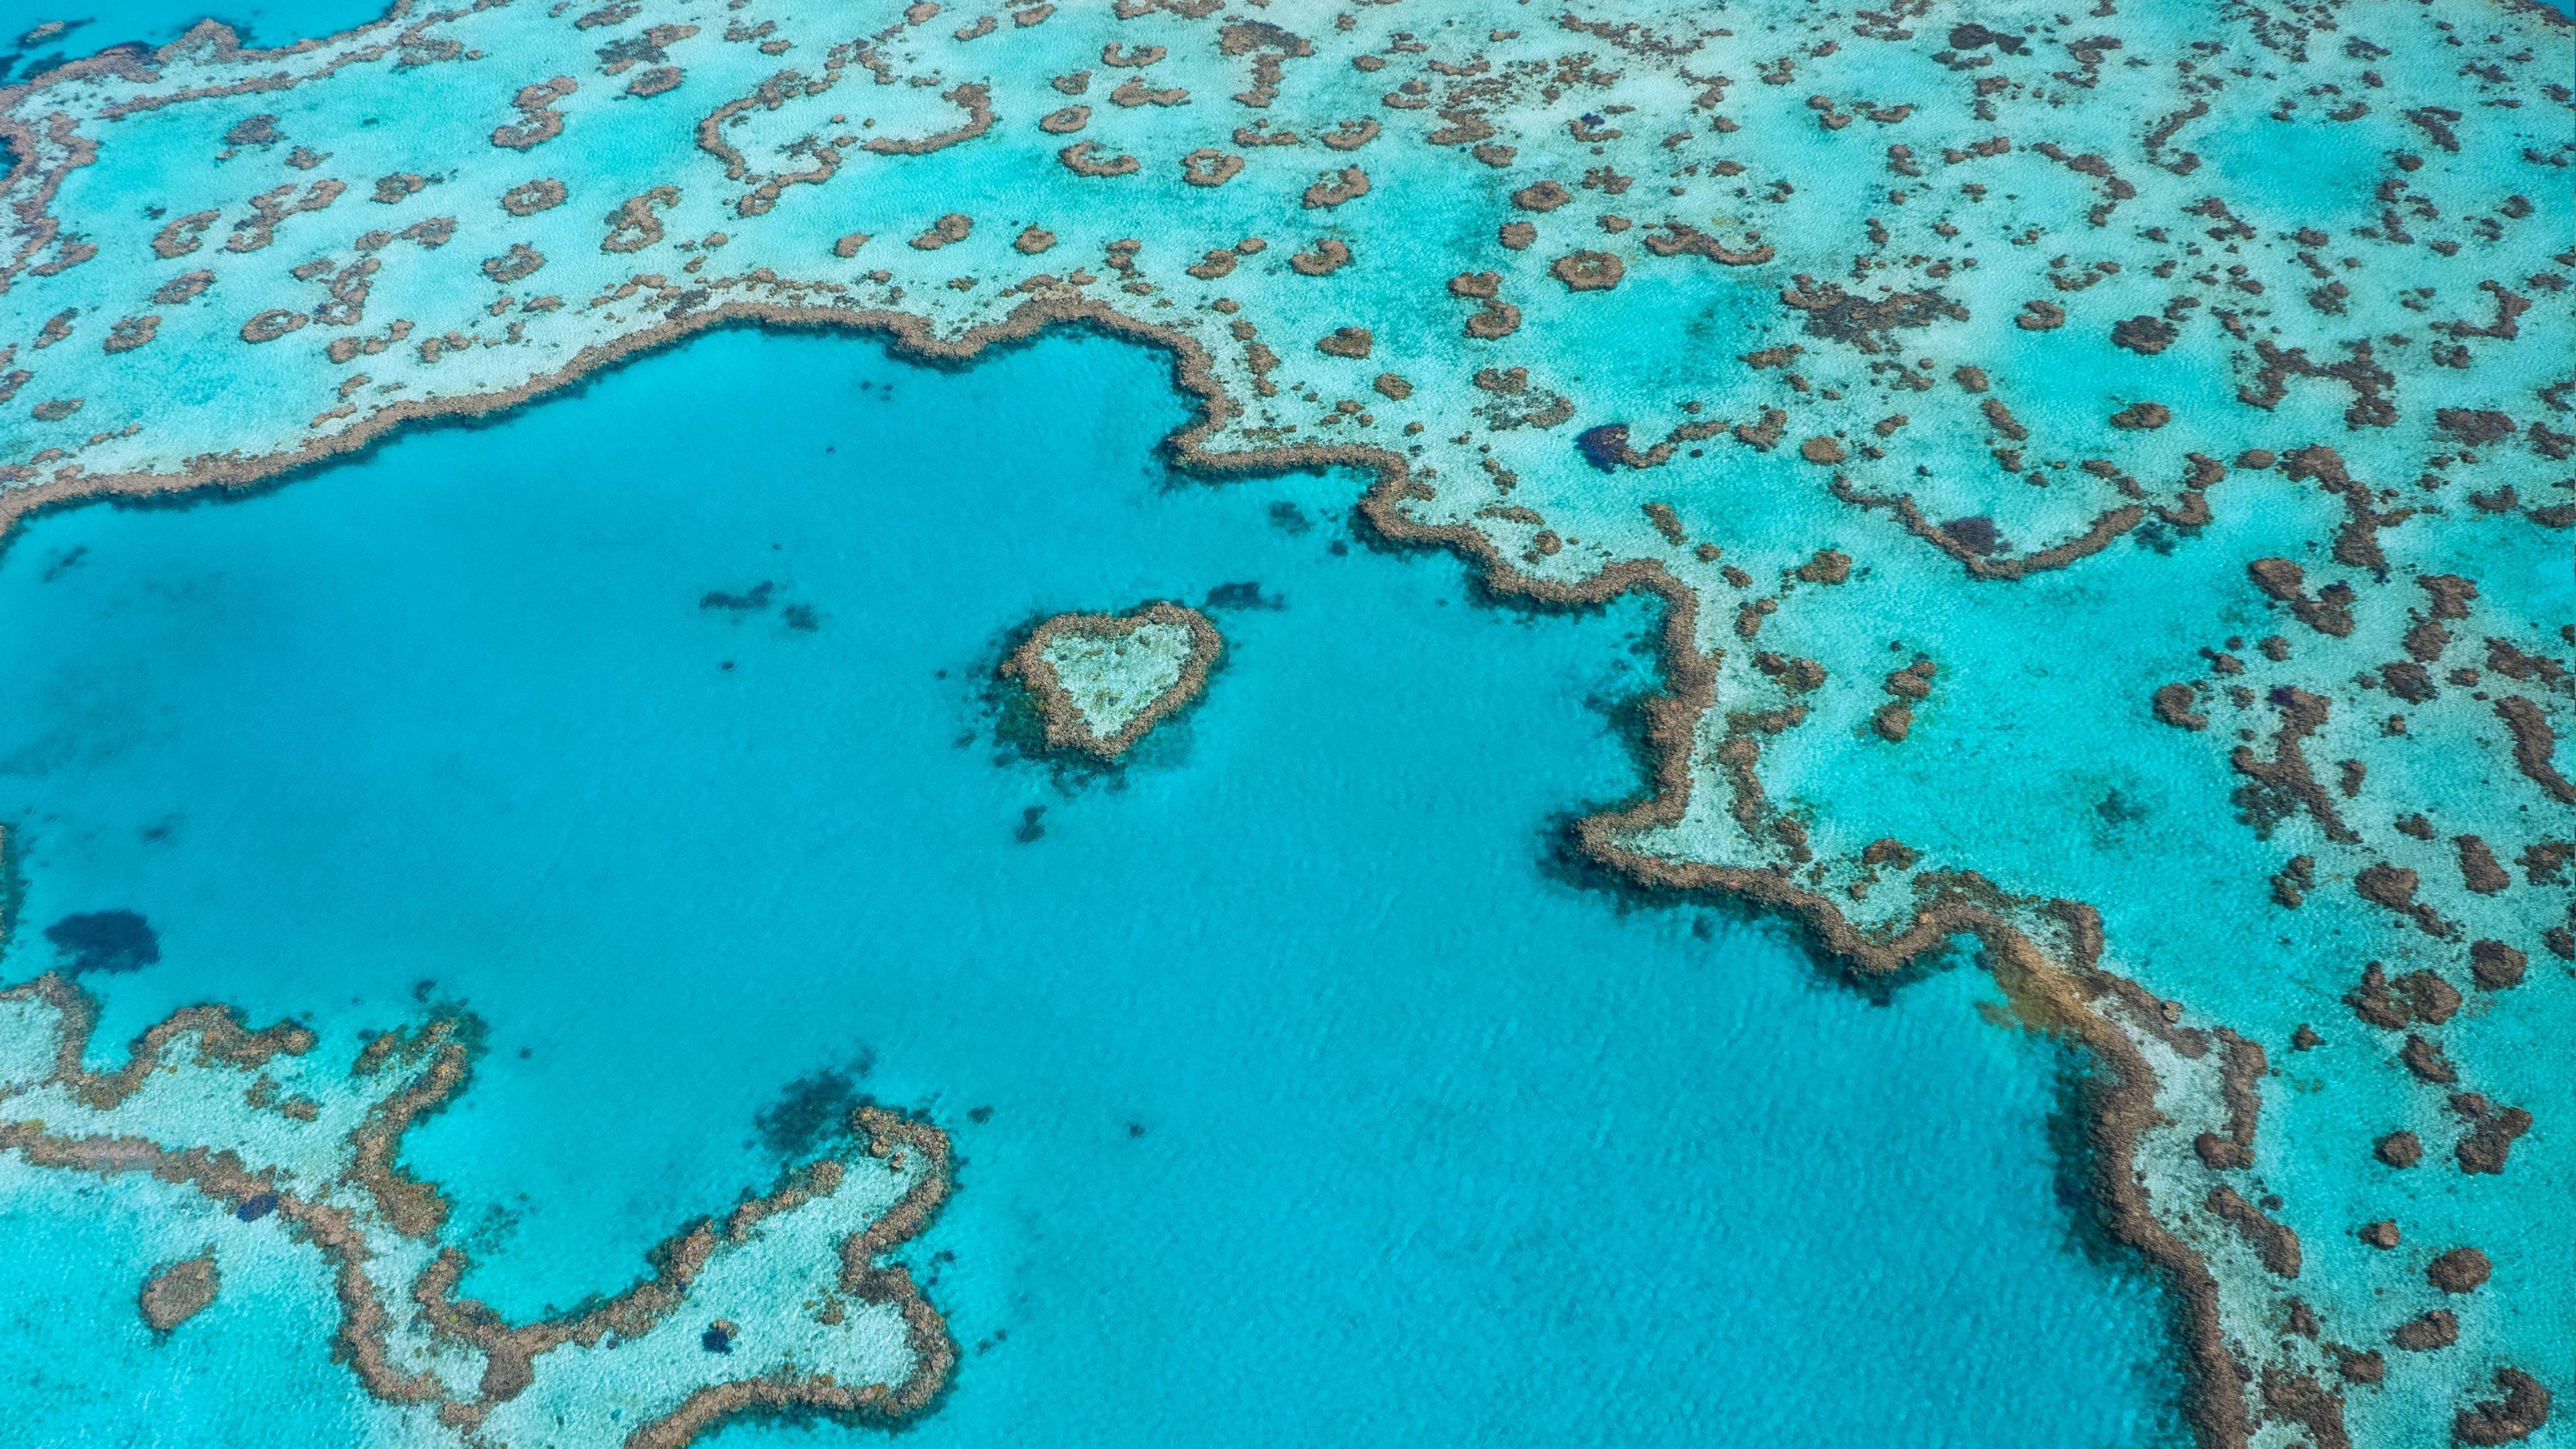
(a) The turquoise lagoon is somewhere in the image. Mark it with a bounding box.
[0,327,2188,1444]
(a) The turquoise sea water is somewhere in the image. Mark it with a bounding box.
[4,1,384,60]
[0,327,2188,1444]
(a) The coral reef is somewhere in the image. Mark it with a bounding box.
[0,1,2564,1442]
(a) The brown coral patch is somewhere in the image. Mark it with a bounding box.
[1512,180,1572,211]
[103,315,160,354]
[480,244,546,283]
[152,271,215,305]
[500,179,568,217]
[1181,150,1244,187]
[600,186,679,253]
[2205,1184,2301,1277]
[2153,684,2207,731]
[2494,697,2575,806]
[239,310,307,344]
[139,1252,221,1332]
[2469,940,2527,991]
[1642,222,1774,265]
[1318,118,1379,150]
[2017,300,2065,330]
[1550,250,1624,292]
[490,76,576,151]
[1302,166,1371,208]
[863,83,994,156]
[1108,78,1189,108]
[2392,1309,2460,1352]
[2453,1095,2531,1175]
[2112,314,2178,354]
[909,213,972,251]
[1290,239,1350,276]
[2455,1368,2552,1446]
[2426,1247,2491,1294]
[1796,550,1851,584]
[2354,862,2453,938]
[2402,1034,2457,1085]
[2346,963,2460,1029]
[1057,141,1139,178]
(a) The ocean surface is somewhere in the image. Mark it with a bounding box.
[0,325,2189,1444]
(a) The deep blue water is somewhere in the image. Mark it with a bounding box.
[0,327,2186,1445]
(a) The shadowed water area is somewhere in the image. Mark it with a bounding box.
[0,328,2188,1445]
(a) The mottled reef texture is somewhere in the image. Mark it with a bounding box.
[0,2,2567,1446]
[0,971,955,1448]
[136,1250,221,1332]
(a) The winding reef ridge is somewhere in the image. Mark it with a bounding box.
[0,0,2568,1445]
[0,971,955,1447]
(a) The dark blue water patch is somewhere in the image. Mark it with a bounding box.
[1939,513,2007,555]
[699,582,774,613]
[1200,580,1281,611]
[1574,423,1628,472]
[1946,22,2030,55]
[233,1191,277,1222]
[749,1060,871,1160]
[42,909,158,975]
[0,326,2188,1448]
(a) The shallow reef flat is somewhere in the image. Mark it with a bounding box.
[0,0,2567,1446]
[0,970,955,1448]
